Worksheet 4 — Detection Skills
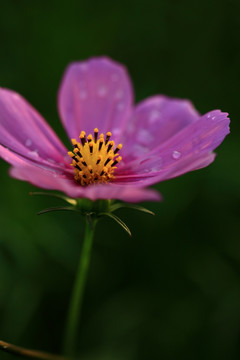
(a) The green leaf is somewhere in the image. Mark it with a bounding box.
[100,212,132,237]
[110,203,155,215]
[37,206,79,215]
[29,192,77,206]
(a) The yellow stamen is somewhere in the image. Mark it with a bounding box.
[68,130,123,186]
[87,134,93,142]
[94,128,99,143]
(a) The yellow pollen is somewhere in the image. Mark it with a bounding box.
[68,130,123,186]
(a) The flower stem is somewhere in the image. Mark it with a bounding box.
[63,217,96,356]
[0,339,69,360]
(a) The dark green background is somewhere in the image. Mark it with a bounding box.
[0,1,239,359]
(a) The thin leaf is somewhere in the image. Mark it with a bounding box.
[110,203,155,215]
[37,206,79,215]
[30,192,77,206]
[100,212,132,237]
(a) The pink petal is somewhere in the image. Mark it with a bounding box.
[0,88,68,167]
[115,110,229,184]
[114,152,216,187]
[58,57,133,141]
[0,144,72,180]
[10,164,161,203]
[82,183,161,203]
[120,95,200,161]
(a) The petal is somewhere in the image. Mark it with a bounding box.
[115,152,216,187]
[58,57,133,141]
[0,144,72,180]
[82,183,161,203]
[0,143,32,167]
[10,163,161,203]
[120,95,200,161]
[0,88,68,167]
[115,110,229,184]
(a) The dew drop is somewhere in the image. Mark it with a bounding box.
[136,129,153,145]
[139,156,162,172]
[172,150,181,160]
[212,116,216,120]
[117,102,125,111]
[79,64,88,71]
[112,73,119,82]
[79,90,87,100]
[142,168,151,173]
[151,166,162,172]
[207,114,211,119]
[79,80,86,87]
[149,109,161,123]
[132,144,149,154]
[112,128,121,136]
[47,158,56,164]
[12,93,20,100]
[28,149,39,158]
[115,89,124,99]
[97,86,108,97]
[126,122,135,134]
[25,138,32,147]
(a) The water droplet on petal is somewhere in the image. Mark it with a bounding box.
[79,90,87,100]
[149,109,161,124]
[132,144,149,154]
[172,150,182,160]
[112,73,119,82]
[47,158,56,164]
[151,166,162,172]
[112,128,121,136]
[25,138,32,147]
[117,102,125,111]
[115,89,124,99]
[12,93,20,100]
[139,156,162,172]
[212,116,216,120]
[97,85,108,97]
[207,114,211,119]
[126,122,135,134]
[79,64,88,71]
[28,150,39,158]
[136,129,153,145]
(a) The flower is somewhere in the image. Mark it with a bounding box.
[0,57,229,203]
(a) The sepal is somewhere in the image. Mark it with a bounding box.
[99,212,132,237]
[30,192,77,206]
[31,192,154,236]
[37,206,79,215]
[110,202,155,215]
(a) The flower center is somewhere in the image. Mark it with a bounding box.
[68,129,122,186]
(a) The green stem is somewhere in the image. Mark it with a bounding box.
[63,218,96,356]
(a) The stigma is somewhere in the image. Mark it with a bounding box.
[68,129,122,186]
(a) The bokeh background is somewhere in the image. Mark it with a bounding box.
[0,1,239,359]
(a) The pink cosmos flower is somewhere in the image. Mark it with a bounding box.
[0,57,229,203]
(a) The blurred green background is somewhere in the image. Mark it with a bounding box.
[0,1,239,359]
